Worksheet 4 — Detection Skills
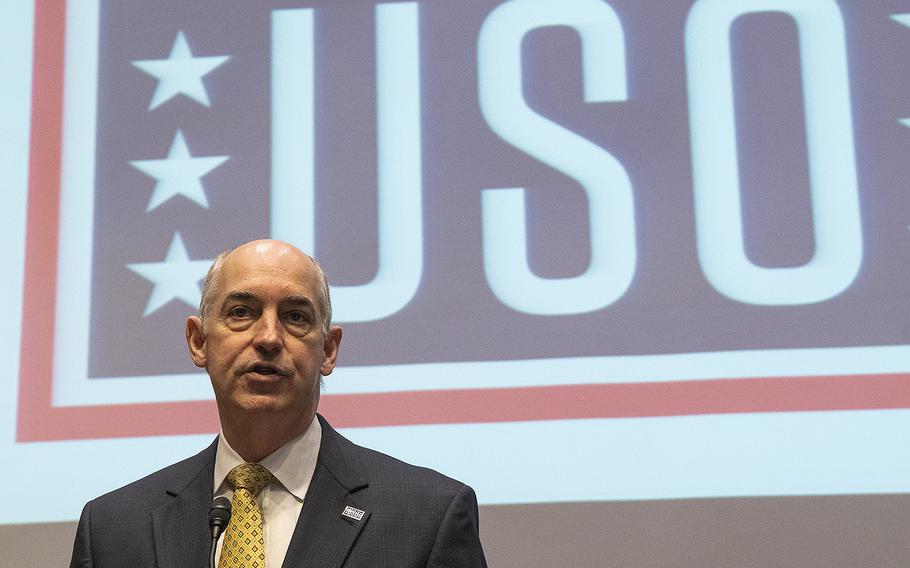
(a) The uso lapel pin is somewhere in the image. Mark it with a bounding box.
[341,505,366,522]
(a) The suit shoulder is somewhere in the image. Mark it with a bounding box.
[318,423,486,565]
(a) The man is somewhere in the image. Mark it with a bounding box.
[70,239,487,567]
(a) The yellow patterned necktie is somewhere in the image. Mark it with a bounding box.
[219,463,273,568]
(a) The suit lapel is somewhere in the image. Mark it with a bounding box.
[281,416,371,568]
[150,440,217,568]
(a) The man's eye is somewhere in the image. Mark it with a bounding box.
[228,306,251,318]
[286,311,309,324]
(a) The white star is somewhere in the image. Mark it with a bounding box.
[128,233,212,316]
[132,30,229,110]
[130,129,228,211]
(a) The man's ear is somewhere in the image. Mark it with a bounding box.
[320,325,343,376]
[186,316,207,368]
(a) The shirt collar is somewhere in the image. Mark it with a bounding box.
[213,415,322,502]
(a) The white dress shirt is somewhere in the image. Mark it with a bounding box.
[213,415,322,568]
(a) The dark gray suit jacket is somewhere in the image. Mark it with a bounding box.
[70,415,487,567]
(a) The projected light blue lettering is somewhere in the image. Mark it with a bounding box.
[477,0,636,315]
[685,0,862,305]
[271,4,422,322]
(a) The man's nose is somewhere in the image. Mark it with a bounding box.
[252,311,283,353]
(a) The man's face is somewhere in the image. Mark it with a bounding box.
[186,241,341,429]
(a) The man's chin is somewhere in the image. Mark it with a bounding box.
[232,393,289,414]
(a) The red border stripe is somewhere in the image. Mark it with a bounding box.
[15,373,910,442]
[17,0,67,442]
[318,373,910,427]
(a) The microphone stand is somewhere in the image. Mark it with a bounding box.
[209,496,232,568]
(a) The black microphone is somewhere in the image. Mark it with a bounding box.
[208,496,232,568]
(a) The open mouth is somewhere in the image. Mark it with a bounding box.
[248,364,284,377]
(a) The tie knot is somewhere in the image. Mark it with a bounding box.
[227,463,272,495]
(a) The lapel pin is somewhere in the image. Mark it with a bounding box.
[341,505,366,522]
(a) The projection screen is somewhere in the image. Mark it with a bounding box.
[3,0,910,566]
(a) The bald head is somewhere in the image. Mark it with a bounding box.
[199,240,332,333]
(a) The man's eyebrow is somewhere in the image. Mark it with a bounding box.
[220,291,314,309]
[223,290,256,303]
[283,295,315,309]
